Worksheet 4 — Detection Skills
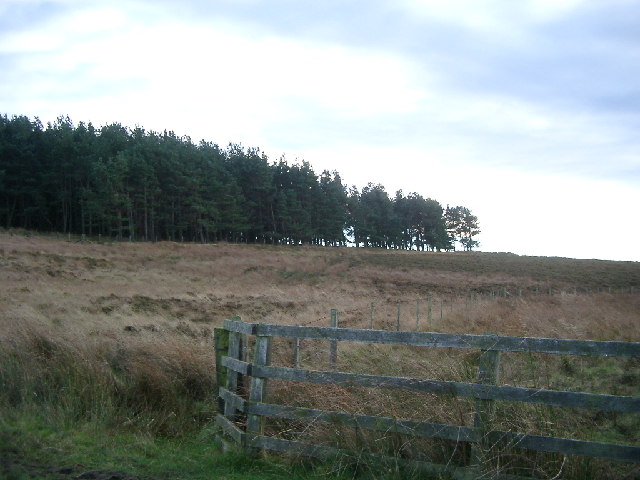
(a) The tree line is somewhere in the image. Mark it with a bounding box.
[0,114,480,250]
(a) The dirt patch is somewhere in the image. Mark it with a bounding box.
[0,450,166,480]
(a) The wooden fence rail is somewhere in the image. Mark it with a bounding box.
[215,317,640,479]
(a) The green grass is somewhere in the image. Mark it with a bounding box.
[0,418,298,480]
[0,333,438,480]
[0,414,442,480]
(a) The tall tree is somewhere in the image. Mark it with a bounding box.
[317,170,347,246]
[445,205,480,251]
[0,115,45,230]
[348,183,395,248]
[459,207,481,251]
[225,144,275,243]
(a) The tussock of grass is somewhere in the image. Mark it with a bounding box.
[0,325,216,438]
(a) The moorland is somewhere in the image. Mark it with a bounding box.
[1,230,638,479]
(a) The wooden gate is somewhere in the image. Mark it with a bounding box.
[215,317,639,479]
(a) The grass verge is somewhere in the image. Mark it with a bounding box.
[0,417,302,480]
[0,326,435,480]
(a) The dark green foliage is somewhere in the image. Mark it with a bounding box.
[348,186,455,251]
[445,205,480,251]
[0,113,479,249]
[394,191,451,251]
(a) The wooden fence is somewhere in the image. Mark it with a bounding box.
[214,317,640,479]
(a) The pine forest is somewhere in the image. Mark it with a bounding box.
[0,114,480,250]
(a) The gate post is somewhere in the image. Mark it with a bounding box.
[215,318,248,451]
[214,327,230,415]
[223,331,243,421]
[470,333,501,472]
[246,331,272,454]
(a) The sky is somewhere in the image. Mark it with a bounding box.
[1,0,639,261]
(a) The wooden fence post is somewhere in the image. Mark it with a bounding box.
[223,331,243,421]
[214,327,229,415]
[415,298,420,331]
[330,309,338,368]
[292,337,300,368]
[427,296,433,330]
[470,333,501,472]
[370,302,375,330]
[247,334,272,454]
[396,302,401,331]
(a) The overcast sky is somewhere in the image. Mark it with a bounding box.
[1,0,639,261]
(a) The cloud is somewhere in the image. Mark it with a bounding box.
[1,0,639,259]
[0,1,427,145]
[301,142,640,261]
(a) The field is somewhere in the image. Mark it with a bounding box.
[1,230,639,479]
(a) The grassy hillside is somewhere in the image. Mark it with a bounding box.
[1,230,639,479]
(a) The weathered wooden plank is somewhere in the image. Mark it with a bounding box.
[487,431,640,463]
[220,356,251,375]
[215,414,245,445]
[219,387,246,412]
[246,335,272,438]
[245,402,478,442]
[223,318,256,335]
[232,399,640,463]
[223,332,242,420]
[250,365,640,412]
[249,435,342,459]
[248,323,640,357]
[471,333,501,467]
[329,309,338,368]
[214,327,229,414]
[223,318,640,357]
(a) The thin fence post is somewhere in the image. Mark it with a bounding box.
[396,302,401,331]
[415,298,420,331]
[427,296,433,331]
[440,298,443,322]
[292,337,300,368]
[470,333,501,472]
[246,334,272,455]
[330,309,338,368]
[370,302,375,330]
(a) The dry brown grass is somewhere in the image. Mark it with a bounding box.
[2,231,638,340]
[1,231,639,478]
